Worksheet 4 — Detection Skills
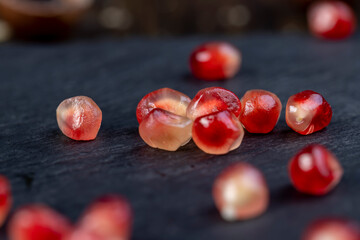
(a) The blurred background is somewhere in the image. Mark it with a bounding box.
[0,0,358,41]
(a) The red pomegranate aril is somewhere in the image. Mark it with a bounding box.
[303,218,360,240]
[190,42,241,81]
[240,89,282,134]
[139,108,192,151]
[8,205,72,240]
[289,144,343,195]
[66,229,105,240]
[79,195,132,240]
[213,163,269,221]
[187,87,241,121]
[192,110,244,155]
[136,88,191,124]
[0,176,11,227]
[56,96,102,141]
[308,1,356,40]
[286,90,332,135]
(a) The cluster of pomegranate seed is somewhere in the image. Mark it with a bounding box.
[308,1,356,40]
[137,87,332,154]
[8,195,132,240]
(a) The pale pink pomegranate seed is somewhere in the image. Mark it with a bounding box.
[78,195,133,240]
[213,163,269,221]
[56,96,102,141]
[139,108,192,151]
[303,218,360,240]
[136,88,191,124]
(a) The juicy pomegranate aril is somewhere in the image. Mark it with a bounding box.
[136,88,191,124]
[308,1,356,40]
[192,110,244,155]
[190,42,241,81]
[213,163,269,221]
[56,96,102,141]
[139,108,192,151]
[0,176,11,227]
[303,218,360,240]
[78,195,133,240]
[289,144,343,195]
[8,205,73,240]
[240,89,282,134]
[187,87,241,121]
[286,90,332,135]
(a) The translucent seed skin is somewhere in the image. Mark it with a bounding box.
[192,110,244,155]
[187,87,241,121]
[56,96,102,141]
[289,144,343,195]
[0,176,11,227]
[286,90,332,135]
[308,1,356,40]
[139,108,192,151]
[190,42,241,81]
[79,195,133,240]
[240,89,282,134]
[303,218,360,240]
[136,88,191,124]
[8,205,73,240]
[213,163,269,221]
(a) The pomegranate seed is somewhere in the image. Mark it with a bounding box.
[213,163,269,221]
[8,205,72,240]
[79,195,132,240]
[139,108,192,151]
[192,110,244,155]
[187,87,241,121]
[189,42,241,81]
[308,1,356,40]
[56,96,102,141]
[286,90,332,135]
[289,144,343,195]
[303,218,360,240]
[136,88,191,124]
[0,176,11,227]
[240,89,282,134]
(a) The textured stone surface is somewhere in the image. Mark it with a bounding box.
[0,34,359,240]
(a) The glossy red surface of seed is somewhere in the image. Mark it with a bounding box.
[190,42,241,81]
[213,163,269,221]
[308,1,356,40]
[187,87,241,121]
[286,90,332,135]
[56,96,102,141]
[136,88,191,124]
[139,108,192,151]
[240,89,282,134]
[8,205,73,240]
[303,218,360,240]
[79,195,133,240]
[289,144,343,195]
[192,110,244,155]
[0,176,11,227]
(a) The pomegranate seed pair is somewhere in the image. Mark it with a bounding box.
[213,144,342,222]
[308,1,356,40]
[303,218,360,240]
[9,195,132,240]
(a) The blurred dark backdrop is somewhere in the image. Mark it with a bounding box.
[85,0,359,35]
[0,0,359,40]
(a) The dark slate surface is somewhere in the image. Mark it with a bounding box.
[0,34,359,240]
